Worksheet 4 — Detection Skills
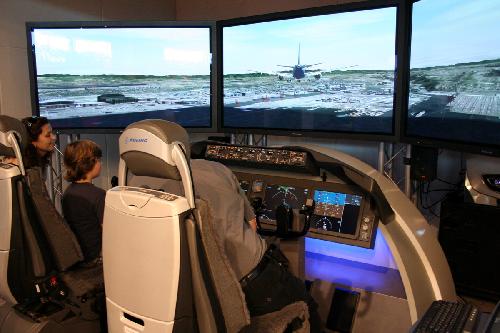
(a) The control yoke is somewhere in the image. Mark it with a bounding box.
[252,198,315,239]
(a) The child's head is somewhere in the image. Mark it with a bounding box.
[64,140,102,182]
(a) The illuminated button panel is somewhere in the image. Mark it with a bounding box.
[205,144,307,167]
[359,215,375,241]
[112,186,179,201]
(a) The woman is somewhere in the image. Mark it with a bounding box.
[22,116,56,168]
[0,116,56,168]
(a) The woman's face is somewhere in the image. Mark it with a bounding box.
[33,124,56,156]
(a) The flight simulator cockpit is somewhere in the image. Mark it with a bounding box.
[2,0,500,332]
[203,144,378,248]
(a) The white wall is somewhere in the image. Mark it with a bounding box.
[176,0,364,20]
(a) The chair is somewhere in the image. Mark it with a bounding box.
[0,115,102,333]
[103,119,309,333]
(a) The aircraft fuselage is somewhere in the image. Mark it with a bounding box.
[293,66,306,80]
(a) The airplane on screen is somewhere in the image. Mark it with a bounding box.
[277,44,322,81]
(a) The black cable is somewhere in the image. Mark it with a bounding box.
[421,193,452,210]
[436,177,460,187]
[423,181,441,218]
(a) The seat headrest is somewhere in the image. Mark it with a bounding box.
[0,115,29,157]
[125,119,190,159]
[119,119,196,208]
[119,119,190,181]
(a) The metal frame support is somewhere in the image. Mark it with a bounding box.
[229,133,268,147]
[405,144,412,198]
[378,142,385,173]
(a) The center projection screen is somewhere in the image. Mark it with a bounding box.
[221,5,398,136]
[28,24,213,130]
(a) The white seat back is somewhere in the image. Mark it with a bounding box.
[104,120,197,333]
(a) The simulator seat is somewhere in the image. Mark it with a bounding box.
[103,119,309,333]
[0,115,103,333]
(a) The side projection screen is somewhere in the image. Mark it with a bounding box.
[28,25,212,130]
[221,6,398,135]
[406,0,500,153]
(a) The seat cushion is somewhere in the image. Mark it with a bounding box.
[26,167,84,271]
[242,301,310,333]
[193,199,251,332]
[60,263,104,297]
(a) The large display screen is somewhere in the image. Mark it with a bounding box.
[406,0,500,155]
[259,184,309,221]
[221,5,398,136]
[28,24,212,130]
[310,190,363,236]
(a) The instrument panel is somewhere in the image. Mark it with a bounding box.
[234,171,378,249]
[203,143,380,248]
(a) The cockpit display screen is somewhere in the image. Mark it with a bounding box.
[259,184,309,220]
[311,190,362,236]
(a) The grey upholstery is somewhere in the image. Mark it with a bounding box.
[15,179,47,277]
[242,302,310,333]
[0,300,66,333]
[25,168,103,300]
[189,199,310,333]
[191,199,250,332]
[59,264,104,299]
[26,167,84,271]
[121,119,191,180]
[185,215,218,333]
[122,151,182,180]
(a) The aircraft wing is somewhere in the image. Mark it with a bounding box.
[277,65,295,68]
[305,68,322,73]
[302,63,321,68]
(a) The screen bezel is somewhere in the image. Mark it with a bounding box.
[26,21,217,134]
[217,0,405,142]
[399,1,500,157]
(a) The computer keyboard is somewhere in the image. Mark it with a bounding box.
[414,300,479,333]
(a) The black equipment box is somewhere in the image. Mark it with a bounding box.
[439,197,500,302]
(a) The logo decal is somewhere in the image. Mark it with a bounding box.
[125,137,148,144]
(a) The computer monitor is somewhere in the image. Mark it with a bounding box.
[403,0,500,156]
[310,190,363,238]
[27,22,215,132]
[258,183,310,220]
[218,1,400,140]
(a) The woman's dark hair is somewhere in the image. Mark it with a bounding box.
[64,140,102,182]
[21,116,50,168]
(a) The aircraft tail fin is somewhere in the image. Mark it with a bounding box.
[298,43,301,65]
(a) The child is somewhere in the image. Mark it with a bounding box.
[62,140,106,263]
